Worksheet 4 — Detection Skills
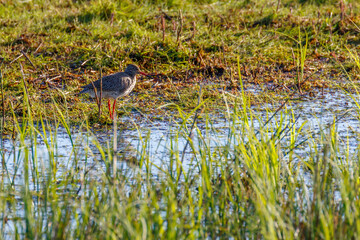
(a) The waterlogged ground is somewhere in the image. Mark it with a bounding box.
[1,88,360,238]
[1,0,360,237]
[1,89,359,188]
[1,0,359,130]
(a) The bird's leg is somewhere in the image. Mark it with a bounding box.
[108,99,113,119]
[112,99,117,119]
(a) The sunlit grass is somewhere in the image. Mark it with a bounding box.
[1,0,360,239]
[1,72,360,238]
[0,0,359,125]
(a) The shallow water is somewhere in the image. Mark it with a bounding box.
[1,89,360,237]
[1,89,359,188]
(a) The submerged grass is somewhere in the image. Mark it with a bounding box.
[1,61,360,238]
[0,95,356,238]
[1,0,360,239]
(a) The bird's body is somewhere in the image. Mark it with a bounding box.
[79,64,146,119]
[79,65,143,99]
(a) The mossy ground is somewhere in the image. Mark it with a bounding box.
[1,0,359,129]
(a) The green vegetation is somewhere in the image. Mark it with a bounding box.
[1,0,360,239]
[1,71,360,238]
[0,0,359,126]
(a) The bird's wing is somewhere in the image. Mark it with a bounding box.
[82,72,131,91]
[102,73,133,92]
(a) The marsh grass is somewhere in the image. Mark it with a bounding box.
[1,0,360,239]
[1,64,360,238]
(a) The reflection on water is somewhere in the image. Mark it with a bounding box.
[0,89,359,188]
[0,89,360,237]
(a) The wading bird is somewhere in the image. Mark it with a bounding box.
[79,64,147,119]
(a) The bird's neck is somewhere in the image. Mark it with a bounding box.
[125,71,136,79]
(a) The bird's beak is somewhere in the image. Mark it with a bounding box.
[140,72,148,76]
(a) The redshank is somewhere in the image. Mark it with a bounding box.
[79,64,147,119]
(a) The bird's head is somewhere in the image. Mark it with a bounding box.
[125,64,147,77]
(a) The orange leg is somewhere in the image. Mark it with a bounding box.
[112,99,117,119]
[107,99,113,119]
